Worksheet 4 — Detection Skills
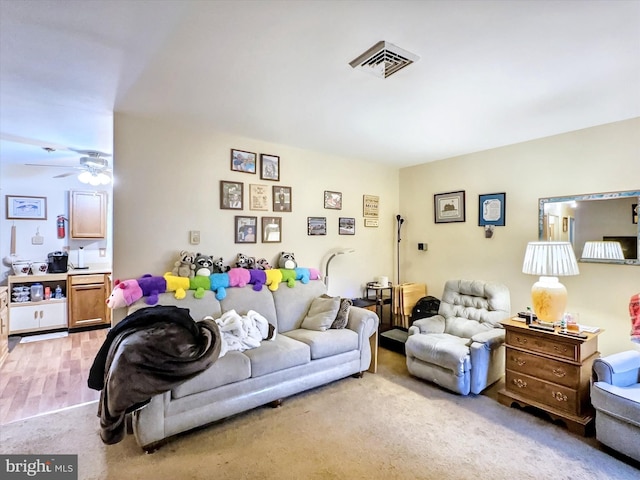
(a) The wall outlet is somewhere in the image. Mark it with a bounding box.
[418,243,428,251]
[189,230,200,245]
[99,248,107,257]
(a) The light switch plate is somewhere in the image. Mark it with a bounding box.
[189,230,200,245]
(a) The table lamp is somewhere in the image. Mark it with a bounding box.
[581,241,624,261]
[522,241,579,322]
[324,248,355,287]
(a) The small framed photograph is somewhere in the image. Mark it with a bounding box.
[261,216,282,243]
[478,192,506,226]
[364,219,379,227]
[434,190,465,223]
[230,149,257,173]
[339,217,355,235]
[249,184,269,211]
[220,181,244,210]
[273,186,292,212]
[307,217,327,235]
[5,195,47,220]
[324,191,342,210]
[235,216,257,243]
[633,203,638,224]
[363,194,379,218]
[260,154,280,181]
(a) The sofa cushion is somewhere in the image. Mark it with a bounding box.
[171,350,251,399]
[301,296,340,331]
[219,285,278,327]
[321,294,352,329]
[272,280,328,332]
[243,334,310,377]
[284,328,358,360]
[405,333,471,374]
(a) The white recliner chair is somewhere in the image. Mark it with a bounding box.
[405,279,511,395]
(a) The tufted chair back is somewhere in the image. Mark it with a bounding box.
[440,279,511,338]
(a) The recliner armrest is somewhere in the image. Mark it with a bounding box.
[593,350,640,387]
[471,328,505,349]
[411,315,445,335]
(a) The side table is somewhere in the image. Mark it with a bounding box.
[364,282,393,326]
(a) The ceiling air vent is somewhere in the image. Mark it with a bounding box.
[349,41,419,79]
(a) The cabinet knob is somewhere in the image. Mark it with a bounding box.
[510,355,526,366]
[515,337,527,345]
[512,378,527,389]
[552,368,566,378]
[551,391,568,402]
[553,345,568,353]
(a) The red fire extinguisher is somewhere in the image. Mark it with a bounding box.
[57,215,66,238]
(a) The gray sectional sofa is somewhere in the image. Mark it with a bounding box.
[125,280,379,451]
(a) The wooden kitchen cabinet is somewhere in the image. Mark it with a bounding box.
[68,273,111,329]
[70,190,107,239]
[8,274,68,334]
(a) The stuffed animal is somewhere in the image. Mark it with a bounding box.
[278,252,297,270]
[189,275,210,299]
[137,274,167,305]
[194,253,214,277]
[171,250,196,278]
[264,268,283,291]
[106,279,143,309]
[279,268,296,288]
[294,267,310,284]
[254,258,272,270]
[209,273,230,300]
[235,253,251,269]
[212,256,230,273]
[308,268,322,281]
[248,269,266,291]
[228,267,251,288]
[163,272,189,299]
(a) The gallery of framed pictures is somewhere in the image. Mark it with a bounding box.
[434,190,465,224]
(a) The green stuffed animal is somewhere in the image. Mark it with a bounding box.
[279,268,296,288]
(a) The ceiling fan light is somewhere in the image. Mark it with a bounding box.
[97,172,111,185]
[78,171,92,184]
[88,174,100,186]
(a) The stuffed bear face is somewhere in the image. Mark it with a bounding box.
[255,258,272,270]
[194,253,214,276]
[278,252,297,269]
[179,250,196,265]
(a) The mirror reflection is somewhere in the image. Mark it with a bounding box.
[538,190,640,265]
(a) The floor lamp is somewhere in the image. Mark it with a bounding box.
[324,248,355,289]
[396,214,405,284]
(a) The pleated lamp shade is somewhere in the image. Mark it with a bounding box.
[581,241,624,260]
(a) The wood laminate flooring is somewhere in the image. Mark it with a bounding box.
[0,328,107,425]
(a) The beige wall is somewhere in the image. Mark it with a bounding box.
[113,113,399,309]
[399,118,640,356]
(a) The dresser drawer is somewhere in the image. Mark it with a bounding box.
[69,274,105,286]
[506,330,578,361]
[506,370,578,415]
[506,347,580,388]
[0,287,7,309]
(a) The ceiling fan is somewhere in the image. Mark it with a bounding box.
[25,150,113,184]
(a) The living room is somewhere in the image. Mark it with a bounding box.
[1,1,639,478]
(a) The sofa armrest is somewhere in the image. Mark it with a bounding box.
[411,315,445,335]
[347,306,379,344]
[471,328,505,349]
[593,350,640,387]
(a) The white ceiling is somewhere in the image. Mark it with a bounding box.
[1,0,639,169]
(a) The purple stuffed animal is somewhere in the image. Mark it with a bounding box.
[136,274,167,305]
[248,269,267,291]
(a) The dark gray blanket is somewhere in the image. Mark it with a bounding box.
[92,306,221,445]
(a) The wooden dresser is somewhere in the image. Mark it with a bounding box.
[497,318,601,435]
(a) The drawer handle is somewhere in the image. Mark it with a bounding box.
[551,391,568,402]
[515,337,527,345]
[553,345,568,353]
[552,368,566,378]
[510,356,526,366]
[512,378,527,389]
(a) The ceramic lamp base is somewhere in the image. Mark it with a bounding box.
[531,276,567,322]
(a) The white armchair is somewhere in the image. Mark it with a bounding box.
[405,279,511,395]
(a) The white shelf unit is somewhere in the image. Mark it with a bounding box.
[8,273,68,334]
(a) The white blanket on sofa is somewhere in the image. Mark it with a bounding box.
[206,309,275,357]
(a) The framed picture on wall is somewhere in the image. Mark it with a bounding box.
[339,217,355,235]
[478,192,506,226]
[262,216,282,243]
[363,194,379,218]
[434,190,465,223]
[234,216,257,243]
[633,203,638,224]
[324,191,342,210]
[260,154,280,181]
[307,217,326,235]
[220,181,244,210]
[5,195,47,220]
[230,149,257,173]
[273,186,292,212]
[249,184,269,211]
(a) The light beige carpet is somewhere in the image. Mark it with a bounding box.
[1,349,637,480]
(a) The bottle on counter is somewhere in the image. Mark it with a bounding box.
[30,283,43,302]
[44,286,51,300]
[54,285,63,299]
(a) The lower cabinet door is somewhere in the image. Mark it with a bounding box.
[9,302,67,333]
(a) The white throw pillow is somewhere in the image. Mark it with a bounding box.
[301,296,341,331]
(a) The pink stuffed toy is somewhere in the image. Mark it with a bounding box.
[106,279,143,309]
[308,268,322,281]
[228,267,251,288]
